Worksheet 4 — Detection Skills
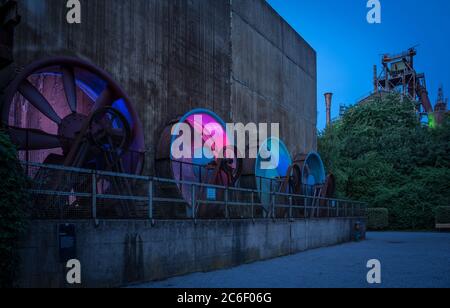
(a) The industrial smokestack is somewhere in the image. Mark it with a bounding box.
[324,93,333,126]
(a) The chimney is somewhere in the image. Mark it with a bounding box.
[324,93,333,126]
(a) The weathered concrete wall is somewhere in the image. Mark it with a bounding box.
[17,218,363,288]
[231,0,317,153]
[13,0,232,174]
[12,0,317,172]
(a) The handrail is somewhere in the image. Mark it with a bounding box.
[21,161,367,221]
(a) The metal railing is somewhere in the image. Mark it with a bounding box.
[22,162,367,221]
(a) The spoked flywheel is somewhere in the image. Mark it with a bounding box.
[2,57,145,218]
[2,57,144,174]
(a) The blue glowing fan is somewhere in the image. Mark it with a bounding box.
[255,137,292,209]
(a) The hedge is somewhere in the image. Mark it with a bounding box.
[367,208,389,230]
[436,207,450,224]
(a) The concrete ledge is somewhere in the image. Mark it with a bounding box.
[436,223,450,230]
[17,218,365,288]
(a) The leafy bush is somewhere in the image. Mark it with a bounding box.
[319,94,450,230]
[0,130,29,287]
[436,207,450,224]
[367,208,389,230]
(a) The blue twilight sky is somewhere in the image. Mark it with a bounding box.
[266,0,450,130]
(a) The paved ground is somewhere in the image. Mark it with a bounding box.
[135,232,450,288]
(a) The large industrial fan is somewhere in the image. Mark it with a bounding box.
[156,108,242,218]
[285,152,335,217]
[294,152,326,195]
[252,150,334,218]
[241,137,293,217]
[1,57,145,217]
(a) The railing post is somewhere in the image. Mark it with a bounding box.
[148,178,153,220]
[304,197,307,218]
[92,171,97,221]
[289,196,293,220]
[191,184,196,221]
[26,128,30,174]
[336,201,340,217]
[251,191,255,221]
[271,193,276,219]
[225,188,229,220]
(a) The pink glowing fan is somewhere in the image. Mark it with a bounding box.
[2,57,145,174]
[2,57,146,217]
[156,108,242,217]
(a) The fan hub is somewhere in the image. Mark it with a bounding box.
[58,113,88,140]
[58,113,88,154]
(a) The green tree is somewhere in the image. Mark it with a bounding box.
[0,130,29,287]
[319,94,450,229]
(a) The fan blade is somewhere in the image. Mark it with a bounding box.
[93,87,114,111]
[18,80,62,125]
[61,66,77,113]
[9,127,61,150]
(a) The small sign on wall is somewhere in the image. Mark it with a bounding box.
[206,188,217,201]
[58,224,77,263]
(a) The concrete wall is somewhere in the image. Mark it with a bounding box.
[17,218,363,288]
[231,0,317,153]
[13,0,232,174]
[11,0,317,172]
